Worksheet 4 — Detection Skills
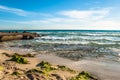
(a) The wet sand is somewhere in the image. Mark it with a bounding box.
[37,54,120,80]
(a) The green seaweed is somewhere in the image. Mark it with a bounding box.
[26,68,49,77]
[57,65,76,73]
[14,53,35,57]
[37,61,53,72]
[70,71,97,80]
[11,54,28,64]
[23,53,35,57]
[12,71,21,76]
[27,68,45,74]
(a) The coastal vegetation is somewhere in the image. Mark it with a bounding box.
[70,71,97,80]
[12,71,21,76]
[13,53,36,57]
[57,65,76,73]
[2,52,36,57]
[11,54,28,64]
[37,61,53,72]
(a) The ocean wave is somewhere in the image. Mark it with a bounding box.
[39,35,120,44]
[3,30,120,50]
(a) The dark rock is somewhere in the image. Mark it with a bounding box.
[27,73,35,80]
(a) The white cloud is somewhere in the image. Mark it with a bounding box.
[0,5,28,16]
[90,20,120,29]
[0,5,51,17]
[59,8,110,20]
[0,7,119,30]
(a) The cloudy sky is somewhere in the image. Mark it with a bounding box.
[0,0,120,30]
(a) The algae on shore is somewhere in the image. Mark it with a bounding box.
[70,71,97,80]
[11,54,28,64]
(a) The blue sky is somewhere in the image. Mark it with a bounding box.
[0,0,120,30]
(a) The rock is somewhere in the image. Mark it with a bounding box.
[27,73,35,80]
[0,32,40,42]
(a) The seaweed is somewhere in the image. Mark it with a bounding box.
[37,61,53,72]
[70,71,97,80]
[14,53,35,57]
[12,71,21,76]
[26,68,45,74]
[11,54,28,64]
[57,65,76,73]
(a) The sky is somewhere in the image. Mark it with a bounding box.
[0,0,120,30]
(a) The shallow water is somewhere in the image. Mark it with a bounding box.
[2,30,120,62]
[35,30,120,46]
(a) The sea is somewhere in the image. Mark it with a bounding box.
[1,30,120,61]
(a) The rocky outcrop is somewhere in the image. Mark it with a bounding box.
[0,32,40,42]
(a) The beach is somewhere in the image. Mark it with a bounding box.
[0,30,120,80]
[0,0,120,79]
[0,49,79,80]
[1,48,120,80]
[38,54,120,80]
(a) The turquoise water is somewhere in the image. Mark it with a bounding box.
[1,30,120,47]
[34,30,120,46]
[2,30,120,61]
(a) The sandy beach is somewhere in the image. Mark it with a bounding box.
[0,33,118,80]
[0,48,120,80]
[0,49,82,80]
[37,54,120,80]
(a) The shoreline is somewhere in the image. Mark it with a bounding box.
[37,54,120,80]
[0,48,120,80]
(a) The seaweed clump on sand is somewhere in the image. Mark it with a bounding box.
[26,61,54,79]
[2,52,36,58]
[10,54,28,64]
[57,65,76,73]
[12,71,21,76]
[37,61,54,72]
[13,53,36,57]
[70,71,97,80]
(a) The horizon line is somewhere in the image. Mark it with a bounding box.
[0,29,120,31]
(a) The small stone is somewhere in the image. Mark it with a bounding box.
[27,73,35,80]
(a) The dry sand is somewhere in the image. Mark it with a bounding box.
[0,49,77,80]
[0,49,39,70]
